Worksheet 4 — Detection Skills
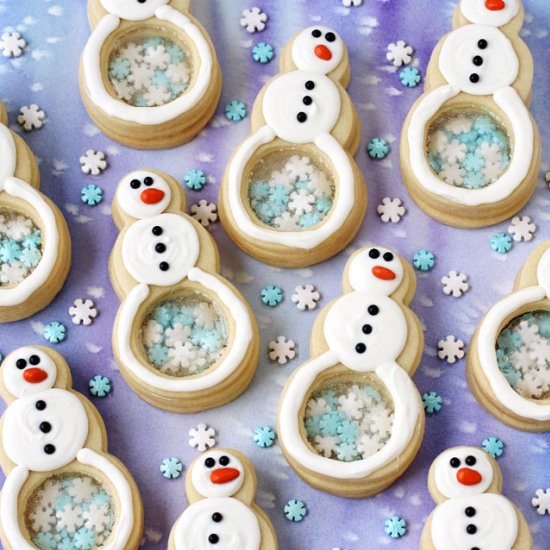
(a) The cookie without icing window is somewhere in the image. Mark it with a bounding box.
[219,26,367,268]
[110,169,259,413]
[400,0,540,228]
[80,0,222,149]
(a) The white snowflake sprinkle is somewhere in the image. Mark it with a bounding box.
[80,150,107,176]
[165,323,192,347]
[56,504,84,533]
[313,435,340,457]
[377,197,406,223]
[240,7,268,33]
[83,504,110,533]
[273,211,299,230]
[440,163,465,186]
[386,40,413,66]
[532,488,550,515]
[143,320,163,347]
[268,336,296,365]
[17,104,45,131]
[188,423,217,452]
[437,335,465,364]
[441,139,467,164]
[441,270,469,298]
[190,200,218,227]
[288,190,315,216]
[0,31,26,57]
[291,284,320,311]
[69,299,98,326]
[508,216,536,242]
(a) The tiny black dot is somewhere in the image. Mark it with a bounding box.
[472,55,483,66]
[325,32,336,42]
[219,455,230,466]
[155,243,167,254]
[208,534,220,544]
[205,457,216,468]
[368,248,380,259]
[472,548,480,550]
[144,176,154,186]
[367,305,379,316]
[137,0,147,4]
[478,39,488,49]
[305,80,315,90]
[159,262,169,272]
[29,355,40,366]
[39,422,52,434]
[130,179,141,189]
[450,457,461,468]
[312,29,322,38]
[355,343,367,354]
[465,507,476,518]
[152,226,163,236]
[362,324,372,335]
[36,400,46,411]
[465,455,477,466]
[212,512,223,523]
[383,252,394,262]
[466,524,477,535]
[297,112,308,123]
[16,358,27,370]
[303,96,313,106]
[43,444,56,455]
[469,73,480,83]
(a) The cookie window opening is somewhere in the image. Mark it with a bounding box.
[303,373,395,462]
[246,148,336,231]
[496,309,550,400]
[140,292,229,378]
[426,108,512,190]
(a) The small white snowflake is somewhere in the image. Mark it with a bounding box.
[143,320,163,347]
[240,7,268,33]
[377,197,406,223]
[0,261,28,285]
[194,302,218,329]
[83,504,111,533]
[386,40,413,66]
[441,139,467,164]
[69,298,98,326]
[168,341,198,369]
[7,215,32,239]
[17,104,45,131]
[437,335,465,364]
[357,434,384,457]
[165,323,192,347]
[80,150,107,176]
[440,163,465,186]
[119,42,143,64]
[445,117,473,134]
[342,0,363,6]
[188,423,217,451]
[268,336,296,365]
[477,142,502,165]
[112,79,133,102]
[269,169,294,190]
[166,62,190,84]
[0,31,26,57]
[29,506,56,532]
[508,216,536,242]
[313,435,340,457]
[307,171,333,198]
[291,284,320,311]
[441,270,469,298]
[190,200,218,227]
[482,162,502,184]
[337,392,363,420]
[285,155,312,181]
[273,211,300,230]
[143,85,171,107]
[67,477,97,504]
[288,190,315,216]
[128,64,154,89]
[56,504,84,533]
[143,44,170,69]
[532,488,550,515]
[430,130,450,154]
[306,397,331,418]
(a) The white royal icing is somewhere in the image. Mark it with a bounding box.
[191,451,245,499]
[100,0,169,20]
[278,247,421,479]
[460,0,520,27]
[477,249,550,421]
[0,122,16,181]
[116,171,172,219]
[291,26,345,75]
[82,5,213,125]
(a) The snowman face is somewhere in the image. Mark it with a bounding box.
[2,347,57,398]
[439,25,519,95]
[100,0,168,20]
[263,71,341,143]
[191,451,245,498]
[460,0,520,27]
[434,448,494,499]
[291,26,344,75]
[348,247,404,295]
[116,171,172,219]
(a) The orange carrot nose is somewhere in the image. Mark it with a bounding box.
[140,188,165,204]
[457,468,482,486]
[210,468,240,484]
[314,44,332,61]
[372,266,396,280]
[23,368,48,384]
[485,0,505,10]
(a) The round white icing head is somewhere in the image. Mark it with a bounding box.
[2,347,57,398]
[191,450,245,498]
[291,26,344,74]
[460,0,520,27]
[100,0,168,20]
[433,447,494,499]
[116,171,172,219]
[439,25,519,95]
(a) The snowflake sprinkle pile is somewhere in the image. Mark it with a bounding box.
[188,424,217,452]
[437,335,465,364]
[291,284,320,311]
[18,104,45,131]
[268,337,296,365]
[441,270,469,298]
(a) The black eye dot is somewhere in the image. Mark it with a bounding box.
[450,457,461,468]
[43,444,56,455]
[305,80,315,90]
[465,455,477,466]
[219,455,230,466]
[325,32,336,42]
[152,226,163,236]
[137,0,147,3]
[368,248,380,259]
[465,507,476,518]
[16,358,27,370]
[472,55,483,66]
[159,262,169,272]
[212,512,223,523]
[466,524,477,535]
[208,534,220,544]
[29,355,41,365]
[155,243,166,254]
[478,38,488,49]
[144,176,154,186]
[130,179,141,189]
[297,112,308,123]
[367,305,379,316]
[312,29,322,38]
[36,400,46,411]
[39,421,52,434]
[362,324,372,335]
[205,457,216,468]
[355,343,367,354]
[383,252,394,262]
[469,73,480,84]
[303,96,313,106]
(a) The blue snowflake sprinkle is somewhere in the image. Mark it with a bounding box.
[320,390,339,409]
[316,196,332,214]
[166,43,185,63]
[19,246,41,268]
[497,328,522,353]
[0,239,21,263]
[253,426,277,448]
[319,411,347,437]
[108,57,131,80]
[261,284,283,307]
[337,419,360,443]
[225,100,247,122]
[252,42,274,63]
[160,457,183,479]
[22,230,42,250]
[184,168,207,191]
[284,499,307,522]
[422,391,443,413]
[270,184,290,206]
[482,436,504,458]
[413,249,435,271]
[299,212,320,228]
[463,152,485,173]
[34,532,57,550]
[153,304,175,328]
[89,375,112,398]
[399,66,421,88]
[73,527,96,550]
[43,321,66,344]
[463,171,485,189]
[384,515,407,538]
[81,184,104,206]
[152,69,172,88]
[490,232,513,254]
[337,441,360,462]
[305,416,322,438]
[249,180,271,201]
[367,137,389,159]
[148,343,169,366]
[254,201,276,224]
[173,306,195,327]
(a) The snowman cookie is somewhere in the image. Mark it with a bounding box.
[0,346,143,550]
[0,102,71,322]
[468,240,550,431]
[420,446,533,549]
[110,169,259,412]
[278,246,424,497]
[80,0,222,149]
[168,449,277,549]
[400,0,540,228]
[219,26,366,268]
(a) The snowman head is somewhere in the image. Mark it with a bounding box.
[100,0,169,20]
[1,346,57,398]
[432,447,496,499]
[291,26,345,75]
[460,0,520,27]
[439,25,519,95]
[191,450,246,499]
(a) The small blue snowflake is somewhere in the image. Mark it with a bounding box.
[399,66,421,88]
[261,284,283,307]
[463,171,486,189]
[497,328,522,352]
[316,196,332,215]
[249,180,271,201]
[81,184,104,206]
[0,239,21,263]
[166,43,185,63]
[319,411,347,437]
[299,212,320,228]
[19,246,41,268]
[148,343,169,366]
[173,306,195,327]
[474,115,496,135]
[73,527,96,550]
[482,436,504,458]
[367,137,389,159]
[384,515,407,538]
[153,304,175,328]
[160,457,183,479]
[463,152,485,173]
[336,441,360,462]
[184,168,207,191]
[108,57,131,80]
[252,42,274,63]
[254,201,276,224]
[89,375,112,398]
[320,390,339,409]
[422,391,443,413]
[22,230,42,250]
[490,232,513,255]
[34,532,57,550]
[43,321,66,344]
[152,69,172,88]
[413,249,435,271]
[225,100,247,121]
[305,416,322,438]
[337,419,360,443]
[253,426,276,448]
[270,184,290,206]
[284,499,307,522]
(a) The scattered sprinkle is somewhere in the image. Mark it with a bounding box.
[0,31,26,57]
[284,499,307,522]
[291,284,320,311]
[80,150,107,176]
[422,391,443,414]
[437,335,465,364]
[342,0,363,6]
[384,515,407,538]
[377,197,406,223]
[413,249,435,272]
[532,488,550,515]
[490,232,513,254]
[240,7,268,33]
[367,137,389,159]
[160,457,183,479]
[268,336,296,365]
[188,423,216,452]
[225,100,247,122]
[482,436,504,458]
[88,375,112,398]
[17,104,45,131]
[184,169,207,191]
[43,321,67,344]
[81,184,104,207]
[252,42,274,63]
[386,41,413,67]
[69,299,98,326]
[508,215,536,242]
[399,66,421,88]
[441,270,469,298]
[260,284,283,307]
[190,200,218,227]
[253,426,276,448]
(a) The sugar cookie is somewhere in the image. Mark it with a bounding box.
[278,246,424,497]
[0,102,71,322]
[0,346,143,550]
[110,170,259,412]
[420,446,533,549]
[400,0,540,227]
[219,26,366,267]
[468,240,550,431]
[168,449,277,549]
[80,0,222,149]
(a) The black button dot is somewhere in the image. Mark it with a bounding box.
[383,252,394,262]
[367,305,379,316]
[466,524,477,535]
[325,32,336,42]
[152,226,163,236]
[144,176,154,186]
[43,444,56,455]
[355,343,367,354]
[212,512,223,523]
[465,507,476,518]
[219,455,230,466]
[155,243,167,254]
[305,80,315,90]
[208,534,220,544]
[297,112,308,123]
[29,355,40,365]
[303,96,313,106]
[159,262,169,272]
[450,457,461,468]
[16,358,27,370]
[39,422,52,434]
[478,39,488,49]
[469,73,480,83]
[465,455,477,466]
[36,400,46,411]
[473,55,483,66]
[312,29,322,38]
[362,324,372,335]
[130,179,141,189]
[368,248,380,259]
